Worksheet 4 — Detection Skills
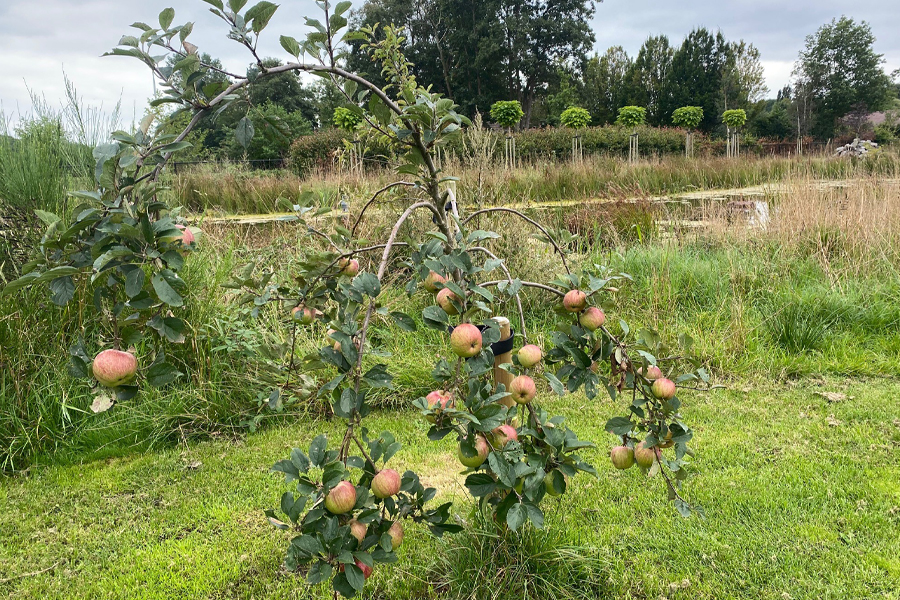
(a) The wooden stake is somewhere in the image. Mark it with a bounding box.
[492,316,515,407]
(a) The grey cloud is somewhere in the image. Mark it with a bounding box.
[1,0,898,123]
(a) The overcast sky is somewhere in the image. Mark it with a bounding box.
[1,0,898,128]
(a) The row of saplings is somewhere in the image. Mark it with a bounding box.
[88,258,678,583]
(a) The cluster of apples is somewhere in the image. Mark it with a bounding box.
[609,365,679,470]
[322,469,405,581]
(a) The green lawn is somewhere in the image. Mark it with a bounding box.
[2,376,899,600]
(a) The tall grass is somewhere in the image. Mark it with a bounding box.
[171,151,900,216]
[5,168,900,471]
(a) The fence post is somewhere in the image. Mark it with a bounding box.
[492,316,515,408]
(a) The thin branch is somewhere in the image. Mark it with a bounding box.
[350,181,417,237]
[463,207,571,275]
[479,279,566,298]
[469,247,527,342]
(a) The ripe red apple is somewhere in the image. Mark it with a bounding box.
[450,324,482,358]
[371,468,401,499]
[563,289,587,313]
[424,270,447,293]
[324,480,357,514]
[458,434,489,468]
[426,390,453,411]
[92,349,138,387]
[578,306,606,331]
[339,258,360,277]
[342,559,373,580]
[489,424,518,448]
[291,305,315,324]
[634,441,656,469]
[509,375,536,404]
[388,521,404,550]
[517,344,543,368]
[348,519,367,544]
[610,446,635,470]
[638,365,663,381]
[160,224,195,247]
[651,377,676,400]
[436,287,461,315]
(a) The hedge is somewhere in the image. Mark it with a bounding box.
[289,125,764,173]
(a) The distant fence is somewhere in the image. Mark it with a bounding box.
[169,138,835,176]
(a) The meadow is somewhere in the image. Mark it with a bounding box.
[2,145,900,598]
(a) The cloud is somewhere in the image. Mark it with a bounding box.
[1,0,898,127]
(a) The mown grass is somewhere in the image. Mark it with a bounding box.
[1,376,899,599]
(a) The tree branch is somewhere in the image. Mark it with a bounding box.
[463,207,571,274]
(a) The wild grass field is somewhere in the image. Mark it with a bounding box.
[3,149,900,599]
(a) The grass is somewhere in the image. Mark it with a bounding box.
[168,151,900,216]
[1,377,899,599]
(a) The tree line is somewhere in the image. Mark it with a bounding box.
[157,2,898,162]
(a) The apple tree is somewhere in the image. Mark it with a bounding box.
[4,1,710,597]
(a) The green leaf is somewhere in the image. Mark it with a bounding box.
[544,372,566,396]
[306,560,332,585]
[506,502,526,531]
[49,276,75,306]
[235,116,255,150]
[151,272,183,307]
[353,273,381,298]
[389,311,416,332]
[125,268,145,299]
[146,358,182,388]
[159,7,175,30]
[280,35,301,57]
[334,0,352,16]
[228,0,249,12]
[464,473,497,497]
[34,210,60,226]
[422,305,448,330]
[309,434,327,467]
[524,503,544,529]
[200,0,224,9]
[605,416,634,436]
[344,563,365,591]
[246,1,278,33]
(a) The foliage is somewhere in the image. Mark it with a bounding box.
[490,100,525,129]
[560,107,591,130]
[0,115,199,406]
[347,0,596,126]
[723,109,748,129]
[333,107,364,133]
[794,17,894,138]
[672,106,704,130]
[616,106,647,129]
[626,35,675,125]
[581,46,632,126]
[667,29,731,133]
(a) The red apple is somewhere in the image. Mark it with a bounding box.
[458,435,489,468]
[436,287,461,315]
[424,271,446,293]
[342,559,373,580]
[339,258,360,277]
[651,378,676,400]
[291,305,315,324]
[490,424,518,448]
[610,446,635,470]
[324,481,357,514]
[388,521,404,550]
[563,290,587,313]
[348,519,367,544]
[450,324,482,358]
[517,344,543,368]
[634,441,656,469]
[578,306,606,331]
[638,365,663,381]
[509,375,536,404]
[92,349,138,387]
[371,468,401,499]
